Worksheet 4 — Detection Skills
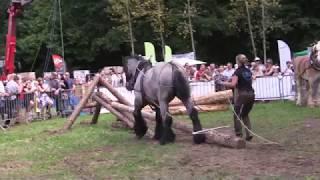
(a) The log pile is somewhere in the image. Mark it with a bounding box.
[61,73,246,149]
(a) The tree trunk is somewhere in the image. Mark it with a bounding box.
[245,0,257,58]
[261,0,267,63]
[169,90,233,106]
[125,0,135,55]
[187,0,196,58]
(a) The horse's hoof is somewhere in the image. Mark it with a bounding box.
[134,126,148,139]
[153,133,161,140]
[193,134,206,144]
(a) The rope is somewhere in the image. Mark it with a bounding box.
[227,98,279,145]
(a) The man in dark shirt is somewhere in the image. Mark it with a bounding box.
[221,54,255,141]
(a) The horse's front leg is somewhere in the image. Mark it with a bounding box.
[133,99,148,139]
[159,101,175,145]
[153,107,163,140]
[296,76,303,106]
[183,98,206,144]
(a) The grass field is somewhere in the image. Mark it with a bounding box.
[0,101,320,179]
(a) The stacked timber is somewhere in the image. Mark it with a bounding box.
[143,90,232,115]
[62,74,245,149]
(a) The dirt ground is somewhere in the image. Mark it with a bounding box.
[62,119,320,179]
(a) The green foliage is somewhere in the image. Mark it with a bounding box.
[1,0,320,71]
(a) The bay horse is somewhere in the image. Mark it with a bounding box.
[122,56,206,145]
[293,41,320,107]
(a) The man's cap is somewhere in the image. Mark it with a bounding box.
[254,57,261,61]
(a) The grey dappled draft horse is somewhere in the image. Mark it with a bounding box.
[122,56,206,145]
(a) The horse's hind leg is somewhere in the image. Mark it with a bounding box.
[153,107,163,140]
[182,98,206,144]
[159,102,175,145]
[296,76,303,106]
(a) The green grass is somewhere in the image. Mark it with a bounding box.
[0,101,319,179]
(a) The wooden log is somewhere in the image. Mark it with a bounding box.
[99,77,132,106]
[108,101,244,148]
[205,131,246,149]
[84,102,98,109]
[96,92,156,128]
[92,94,154,138]
[91,104,101,124]
[63,74,100,130]
[169,104,229,115]
[92,94,133,128]
[169,90,233,106]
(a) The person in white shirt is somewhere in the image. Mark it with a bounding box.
[223,62,235,80]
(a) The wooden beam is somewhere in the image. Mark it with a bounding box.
[62,74,100,130]
[99,77,132,106]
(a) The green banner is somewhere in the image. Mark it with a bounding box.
[144,42,157,65]
[293,50,308,57]
[164,45,172,62]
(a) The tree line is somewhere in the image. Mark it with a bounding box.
[0,0,320,73]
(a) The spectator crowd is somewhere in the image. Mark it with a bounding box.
[183,57,294,91]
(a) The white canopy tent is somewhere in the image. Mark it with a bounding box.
[171,58,206,66]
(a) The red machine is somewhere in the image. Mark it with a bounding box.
[1,0,32,79]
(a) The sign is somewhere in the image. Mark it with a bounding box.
[52,54,66,73]
[73,70,90,84]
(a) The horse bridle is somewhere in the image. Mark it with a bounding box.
[128,60,152,90]
[310,48,320,71]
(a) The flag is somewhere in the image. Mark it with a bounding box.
[164,45,172,62]
[277,40,292,73]
[144,42,157,65]
[52,54,65,73]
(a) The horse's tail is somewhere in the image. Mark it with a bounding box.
[171,63,191,100]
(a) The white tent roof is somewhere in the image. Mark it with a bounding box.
[171,58,206,66]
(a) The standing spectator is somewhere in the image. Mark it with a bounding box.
[254,57,266,74]
[208,63,217,78]
[49,72,62,115]
[251,62,264,79]
[214,66,228,91]
[195,64,210,81]
[264,59,274,76]
[223,62,235,80]
[5,74,20,124]
[282,61,294,75]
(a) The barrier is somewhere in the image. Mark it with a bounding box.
[253,75,295,100]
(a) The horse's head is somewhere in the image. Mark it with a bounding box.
[122,56,150,91]
[311,41,320,63]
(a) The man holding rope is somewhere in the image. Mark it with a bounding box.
[220,54,255,141]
